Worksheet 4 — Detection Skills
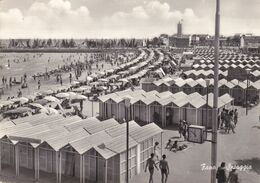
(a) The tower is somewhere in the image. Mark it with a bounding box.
[177,20,183,37]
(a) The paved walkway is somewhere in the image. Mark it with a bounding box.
[131,105,260,183]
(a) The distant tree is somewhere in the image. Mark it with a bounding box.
[41,40,46,47]
[69,38,76,47]
[47,39,52,47]
[26,39,31,48]
[32,39,39,48]
[61,39,66,48]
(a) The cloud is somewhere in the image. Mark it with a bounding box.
[101,1,213,38]
[0,0,92,38]
[0,0,212,38]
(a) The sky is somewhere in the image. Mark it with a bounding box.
[0,0,259,39]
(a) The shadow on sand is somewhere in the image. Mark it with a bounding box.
[235,158,260,175]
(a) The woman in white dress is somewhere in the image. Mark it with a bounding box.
[154,141,160,161]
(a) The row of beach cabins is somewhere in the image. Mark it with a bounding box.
[0,113,162,183]
[98,89,233,128]
[141,77,260,106]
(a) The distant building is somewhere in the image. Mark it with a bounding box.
[169,35,191,48]
[240,35,260,54]
[190,34,210,46]
[168,21,191,48]
[159,34,169,47]
[177,21,182,37]
[205,36,228,47]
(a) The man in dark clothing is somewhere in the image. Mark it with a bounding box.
[216,162,227,183]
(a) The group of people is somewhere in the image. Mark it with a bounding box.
[217,162,239,183]
[219,108,238,133]
[145,153,170,183]
[144,141,171,183]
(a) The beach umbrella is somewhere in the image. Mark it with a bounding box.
[0,100,14,108]
[71,94,88,100]
[67,92,77,97]
[86,76,93,81]
[44,96,60,103]
[25,94,37,101]
[34,99,49,106]
[72,86,91,93]
[39,108,49,114]
[4,107,32,115]
[119,78,129,83]
[56,92,70,98]
[71,81,80,86]
[90,73,98,78]
[98,78,109,83]
[11,97,29,104]
[44,89,55,95]
[29,103,46,110]
[48,108,60,115]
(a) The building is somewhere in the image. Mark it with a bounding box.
[169,35,191,48]
[190,34,210,46]
[240,35,260,54]
[168,21,191,48]
[0,114,162,183]
[177,21,182,37]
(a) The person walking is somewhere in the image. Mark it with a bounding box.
[17,89,22,97]
[227,168,239,183]
[69,73,72,84]
[145,153,159,183]
[178,120,183,138]
[227,111,235,134]
[60,76,63,86]
[216,162,227,183]
[234,109,238,126]
[38,80,41,90]
[159,155,169,183]
[154,142,160,161]
[182,120,188,140]
[220,108,226,129]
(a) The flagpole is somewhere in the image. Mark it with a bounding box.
[211,0,220,183]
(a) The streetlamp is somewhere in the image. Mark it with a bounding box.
[124,97,131,183]
[205,78,210,130]
[211,0,220,182]
[245,68,251,115]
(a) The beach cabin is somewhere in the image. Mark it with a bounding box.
[140,78,156,92]
[168,78,185,94]
[182,79,197,95]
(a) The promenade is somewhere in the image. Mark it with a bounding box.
[131,105,260,183]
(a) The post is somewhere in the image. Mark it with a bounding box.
[0,140,2,174]
[82,155,85,183]
[126,107,129,183]
[56,151,59,183]
[92,100,94,117]
[245,69,250,115]
[160,132,163,157]
[80,155,83,183]
[124,98,131,183]
[136,144,141,174]
[34,148,39,180]
[206,79,210,129]
[104,160,108,183]
[211,0,220,183]
[15,145,20,176]
[59,151,62,183]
